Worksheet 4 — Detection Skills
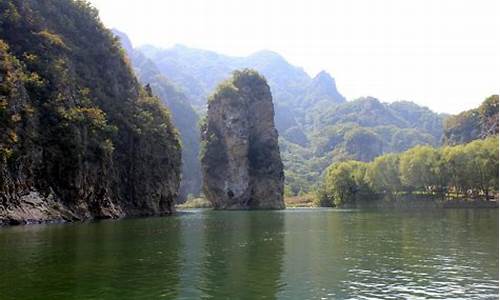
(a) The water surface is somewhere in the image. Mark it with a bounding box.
[0,208,497,299]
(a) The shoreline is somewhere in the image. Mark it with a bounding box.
[2,197,497,227]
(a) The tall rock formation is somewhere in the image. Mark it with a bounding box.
[0,0,181,225]
[201,70,284,209]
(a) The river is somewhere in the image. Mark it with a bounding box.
[0,208,497,299]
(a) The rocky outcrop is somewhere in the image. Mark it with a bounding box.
[201,70,284,209]
[0,0,181,225]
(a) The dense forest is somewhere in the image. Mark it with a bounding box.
[318,136,498,207]
[0,0,181,224]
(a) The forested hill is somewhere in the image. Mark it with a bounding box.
[283,97,446,194]
[0,0,181,224]
[131,44,446,196]
[444,95,499,145]
[113,29,202,201]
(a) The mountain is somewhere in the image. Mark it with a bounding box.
[282,97,445,194]
[304,71,346,107]
[0,0,181,224]
[137,44,349,153]
[138,46,315,109]
[113,30,202,200]
[443,95,499,145]
[137,44,446,196]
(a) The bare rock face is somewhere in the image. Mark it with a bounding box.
[201,69,284,209]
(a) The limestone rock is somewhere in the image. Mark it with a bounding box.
[201,70,284,209]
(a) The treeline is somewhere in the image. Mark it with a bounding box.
[317,136,499,207]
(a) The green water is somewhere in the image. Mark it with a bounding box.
[0,208,497,299]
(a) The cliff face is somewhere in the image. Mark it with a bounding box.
[201,70,284,209]
[113,29,202,202]
[0,0,181,225]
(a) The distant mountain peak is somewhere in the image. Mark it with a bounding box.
[315,70,332,78]
[305,70,345,105]
[250,49,282,57]
[313,70,337,86]
[248,50,288,64]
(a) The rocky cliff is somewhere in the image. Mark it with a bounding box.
[201,70,284,209]
[113,29,202,201]
[0,0,181,225]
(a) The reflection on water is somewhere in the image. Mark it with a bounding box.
[0,208,497,299]
[277,209,499,299]
[0,217,183,299]
[199,211,284,299]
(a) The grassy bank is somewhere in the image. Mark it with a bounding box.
[284,194,316,208]
[176,198,213,209]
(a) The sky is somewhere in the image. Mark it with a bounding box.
[88,0,499,114]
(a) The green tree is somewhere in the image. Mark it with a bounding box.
[365,153,401,196]
[399,146,448,194]
[463,137,499,199]
[442,145,468,195]
[321,161,368,206]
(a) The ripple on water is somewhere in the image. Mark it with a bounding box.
[0,208,497,299]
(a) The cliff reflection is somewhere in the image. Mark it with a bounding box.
[199,211,285,299]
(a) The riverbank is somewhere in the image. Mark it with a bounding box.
[3,194,497,227]
[340,194,499,209]
[175,195,317,209]
[284,194,316,207]
[1,208,497,299]
[176,198,212,209]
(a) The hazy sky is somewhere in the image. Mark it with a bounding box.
[89,0,498,113]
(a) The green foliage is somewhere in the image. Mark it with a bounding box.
[176,197,212,209]
[0,0,181,215]
[365,154,401,195]
[318,136,499,206]
[280,97,445,195]
[399,146,447,193]
[208,79,240,103]
[36,30,67,48]
[135,44,447,197]
[319,160,370,207]
[444,95,499,145]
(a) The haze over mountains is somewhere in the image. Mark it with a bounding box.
[114,30,457,196]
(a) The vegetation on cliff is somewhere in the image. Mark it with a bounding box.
[113,29,201,201]
[0,0,181,224]
[201,69,284,209]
